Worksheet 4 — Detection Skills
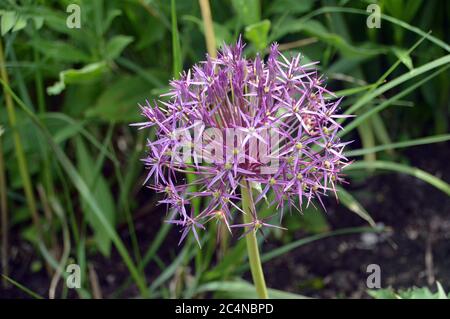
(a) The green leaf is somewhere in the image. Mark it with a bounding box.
[367,288,399,299]
[32,16,44,29]
[270,18,385,58]
[1,11,16,35]
[204,239,247,281]
[345,161,450,196]
[257,226,383,267]
[383,0,405,19]
[345,134,450,157]
[298,7,450,52]
[47,62,108,95]
[149,244,192,293]
[105,35,133,60]
[102,9,122,34]
[231,0,260,26]
[303,20,385,57]
[369,283,448,299]
[85,73,151,122]
[40,113,118,165]
[284,205,330,234]
[392,47,413,70]
[76,138,116,256]
[341,66,449,136]
[230,227,384,277]
[268,0,314,15]
[244,20,271,52]
[436,282,448,299]
[337,186,376,227]
[31,39,91,63]
[357,119,376,164]
[370,113,393,153]
[196,280,309,299]
[12,15,27,33]
[404,0,424,22]
[300,211,330,233]
[345,54,450,116]
[1,275,44,299]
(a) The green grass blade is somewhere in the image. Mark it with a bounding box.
[345,54,450,116]
[196,280,309,299]
[37,240,91,299]
[116,57,165,87]
[0,39,42,246]
[357,120,376,163]
[300,7,450,52]
[260,226,382,264]
[337,186,376,227]
[341,65,450,136]
[333,83,377,98]
[1,274,44,299]
[346,134,450,157]
[345,161,450,196]
[371,113,393,154]
[148,243,194,293]
[171,0,182,78]
[203,239,247,281]
[235,227,383,274]
[40,112,119,165]
[140,221,172,271]
[354,33,427,100]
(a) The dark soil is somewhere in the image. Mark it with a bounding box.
[1,143,449,299]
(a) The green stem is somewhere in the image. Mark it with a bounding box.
[240,179,269,299]
[0,135,8,287]
[198,0,217,58]
[0,39,43,240]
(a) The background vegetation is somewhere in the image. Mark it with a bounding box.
[0,0,449,298]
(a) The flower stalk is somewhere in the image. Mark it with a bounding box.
[0,39,43,247]
[198,0,217,58]
[241,179,268,299]
[0,129,8,287]
[135,38,351,299]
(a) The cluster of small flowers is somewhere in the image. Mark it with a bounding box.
[134,38,351,245]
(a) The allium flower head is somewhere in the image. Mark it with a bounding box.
[134,38,351,246]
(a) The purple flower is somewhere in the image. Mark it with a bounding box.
[134,38,351,245]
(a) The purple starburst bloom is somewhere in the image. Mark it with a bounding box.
[134,38,352,246]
